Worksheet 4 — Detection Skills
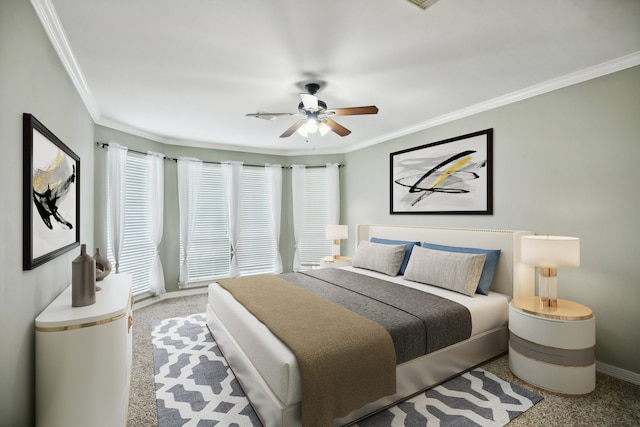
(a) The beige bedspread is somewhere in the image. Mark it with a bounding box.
[218,274,396,427]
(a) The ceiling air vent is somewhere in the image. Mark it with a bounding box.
[406,0,440,10]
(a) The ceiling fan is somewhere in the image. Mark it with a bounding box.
[246,83,378,138]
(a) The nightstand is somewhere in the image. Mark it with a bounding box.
[509,295,596,395]
[319,256,352,268]
[35,274,133,426]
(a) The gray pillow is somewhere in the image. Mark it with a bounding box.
[352,240,406,276]
[404,246,486,297]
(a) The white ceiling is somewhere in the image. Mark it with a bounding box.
[38,0,640,155]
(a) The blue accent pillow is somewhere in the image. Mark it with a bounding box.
[421,242,501,295]
[370,238,420,275]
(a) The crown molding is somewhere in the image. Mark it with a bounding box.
[102,49,639,157]
[97,115,349,157]
[96,116,174,145]
[96,117,279,156]
[30,0,100,121]
[30,1,639,157]
[346,51,640,154]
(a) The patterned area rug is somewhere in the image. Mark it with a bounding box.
[152,314,542,427]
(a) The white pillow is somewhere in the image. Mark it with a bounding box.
[404,246,486,297]
[352,240,406,276]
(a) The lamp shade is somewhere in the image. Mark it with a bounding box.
[325,225,348,240]
[318,120,331,136]
[521,235,580,268]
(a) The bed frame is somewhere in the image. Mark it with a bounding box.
[206,224,534,426]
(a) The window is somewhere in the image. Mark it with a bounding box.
[107,152,157,295]
[297,167,333,268]
[237,166,278,275]
[179,163,230,282]
[179,163,278,284]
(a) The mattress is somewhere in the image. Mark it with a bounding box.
[207,266,510,407]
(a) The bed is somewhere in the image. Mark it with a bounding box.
[206,224,534,426]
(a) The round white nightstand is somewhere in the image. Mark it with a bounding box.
[509,295,596,395]
[319,256,352,268]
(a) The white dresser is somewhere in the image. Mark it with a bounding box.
[35,274,133,427]
[509,295,595,395]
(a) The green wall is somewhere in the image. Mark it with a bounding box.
[343,66,640,378]
[1,1,638,424]
[0,0,95,424]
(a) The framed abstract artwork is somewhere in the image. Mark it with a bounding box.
[23,113,80,270]
[390,129,493,214]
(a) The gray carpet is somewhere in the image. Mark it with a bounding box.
[129,291,640,426]
[152,314,541,426]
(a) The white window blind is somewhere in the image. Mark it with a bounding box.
[298,168,332,268]
[179,164,279,283]
[179,163,230,282]
[237,166,277,275]
[107,153,156,295]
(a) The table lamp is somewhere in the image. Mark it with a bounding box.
[521,235,580,308]
[325,225,348,260]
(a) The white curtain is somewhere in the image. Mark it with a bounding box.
[291,165,305,272]
[177,157,202,286]
[266,164,283,273]
[223,161,243,278]
[107,143,128,273]
[327,163,340,225]
[147,151,165,295]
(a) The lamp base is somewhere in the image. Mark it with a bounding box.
[537,297,558,309]
[331,240,341,260]
[538,268,558,308]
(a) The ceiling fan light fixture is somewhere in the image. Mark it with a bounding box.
[296,125,309,137]
[305,117,319,134]
[248,81,378,138]
[318,120,331,136]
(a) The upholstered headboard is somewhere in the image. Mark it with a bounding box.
[356,224,535,298]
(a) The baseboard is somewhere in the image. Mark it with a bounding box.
[133,286,208,311]
[597,361,640,385]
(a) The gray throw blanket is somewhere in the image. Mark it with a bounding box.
[282,268,472,364]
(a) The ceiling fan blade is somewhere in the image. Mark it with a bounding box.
[300,93,318,111]
[246,112,296,121]
[324,118,351,137]
[327,105,379,116]
[280,119,306,138]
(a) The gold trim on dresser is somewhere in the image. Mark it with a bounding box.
[35,312,127,332]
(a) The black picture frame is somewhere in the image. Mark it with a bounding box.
[390,129,493,214]
[23,113,80,270]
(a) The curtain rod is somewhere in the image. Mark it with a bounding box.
[95,142,343,169]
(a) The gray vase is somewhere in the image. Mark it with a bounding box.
[94,248,112,281]
[72,244,96,307]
